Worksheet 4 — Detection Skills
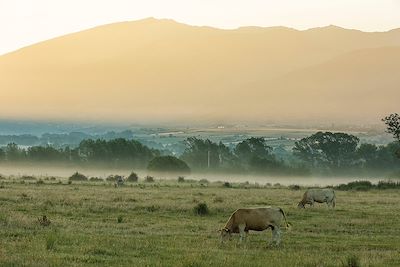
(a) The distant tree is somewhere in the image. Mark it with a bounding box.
[78,138,159,167]
[356,143,378,168]
[147,156,190,174]
[234,137,273,164]
[234,137,287,173]
[69,172,88,181]
[383,113,400,158]
[293,132,359,170]
[0,148,5,161]
[180,137,235,171]
[374,142,400,168]
[5,143,26,161]
[27,146,64,161]
[126,172,139,182]
[383,113,400,142]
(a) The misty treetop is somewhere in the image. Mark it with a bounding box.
[0,138,159,168]
[0,134,399,176]
[293,132,359,169]
[293,131,400,174]
[147,156,190,174]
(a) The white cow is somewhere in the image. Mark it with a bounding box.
[298,188,336,208]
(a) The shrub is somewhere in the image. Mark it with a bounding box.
[117,215,123,223]
[21,175,36,180]
[106,175,123,182]
[335,180,373,191]
[89,177,103,182]
[223,182,231,188]
[289,184,301,191]
[144,176,154,183]
[127,172,139,182]
[178,176,185,183]
[36,179,45,185]
[199,179,209,184]
[69,172,88,181]
[193,203,209,216]
[147,156,191,174]
[376,180,400,189]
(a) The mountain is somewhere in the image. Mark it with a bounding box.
[0,18,399,124]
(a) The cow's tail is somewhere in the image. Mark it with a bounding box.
[279,208,292,231]
[332,190,336,208]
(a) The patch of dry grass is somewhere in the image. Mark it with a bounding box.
[0,178,399,266]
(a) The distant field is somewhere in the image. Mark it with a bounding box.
[0,178,399,266]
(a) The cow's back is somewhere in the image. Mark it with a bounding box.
[308,188,334,202]
[233,208,281,231]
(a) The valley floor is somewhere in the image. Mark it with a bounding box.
[0,178,399,266]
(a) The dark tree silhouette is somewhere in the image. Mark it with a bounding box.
[383,113,400,142]
[293,132,359,170]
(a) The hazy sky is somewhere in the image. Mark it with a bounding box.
[0,0,400,55]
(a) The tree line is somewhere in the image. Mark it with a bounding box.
[0,113,399,176]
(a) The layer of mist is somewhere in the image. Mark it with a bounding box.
[0,163,389,187]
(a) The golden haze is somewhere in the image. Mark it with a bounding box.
[1,18,399,124]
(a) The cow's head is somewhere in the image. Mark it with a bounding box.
[297,202,305,209]
[219,228,231,242]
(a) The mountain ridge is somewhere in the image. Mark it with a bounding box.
[0,18,399,124]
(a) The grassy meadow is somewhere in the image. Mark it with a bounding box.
[0,176,399,267]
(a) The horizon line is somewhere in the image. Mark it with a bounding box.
[1,16,400,57]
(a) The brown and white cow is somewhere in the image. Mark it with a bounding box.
[220,207,290,245]
[297,188,336,209]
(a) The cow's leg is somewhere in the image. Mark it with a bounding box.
[271,226,281,246]
[274,227,281,245]
[238,224,246,242]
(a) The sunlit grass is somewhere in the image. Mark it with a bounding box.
[0,178,399,266]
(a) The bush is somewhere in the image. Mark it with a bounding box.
[126,172,139,182]
[199,179,209,184]
[69,172,88,181]
[335,180,373,191]
[36,179,45,185]
[178,176,185,183]
[289,184,301,191]
[145,176,154,183]
[193,203,209,216]
[106,175,123,182]
[117,215,123,223]
[223,182,231,188]
[89,177,103,182]
[21,175,36,180]
[376,180,400,189]
[147,156,191,174]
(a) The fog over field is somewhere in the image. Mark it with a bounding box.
[0,163,389,187]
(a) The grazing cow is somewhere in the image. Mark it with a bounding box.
[297,188,336,209]
[220,207,290,245]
